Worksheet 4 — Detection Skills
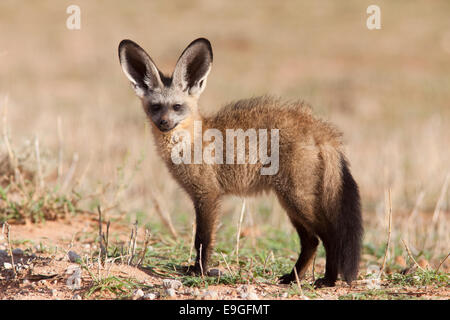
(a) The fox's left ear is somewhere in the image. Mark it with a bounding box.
[172,38,213,97]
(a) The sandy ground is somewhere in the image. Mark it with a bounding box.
[0,215,448,300]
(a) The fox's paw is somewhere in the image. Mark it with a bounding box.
[180,265,202,276]
[314,277,336,288]
[278,273,295,284]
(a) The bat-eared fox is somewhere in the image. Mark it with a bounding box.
[118,38,363,287]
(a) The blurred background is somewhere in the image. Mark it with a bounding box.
[0,1,449,260]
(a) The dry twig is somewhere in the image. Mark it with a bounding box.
[380,188,392,275]
[220,251,235,277]
[4,222,17,278]
[137,229,151,266]
[401,238,425,272]
[436,252,450,273]
[235,199,246,265]
[149,190,178,239]
[199,243,204,278]
[293,267,304,296]
[97,206,108,263]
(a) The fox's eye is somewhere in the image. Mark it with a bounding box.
[151,104,162,111]
[173,104,182,111]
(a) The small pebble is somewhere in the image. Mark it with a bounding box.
[143,293,157,300]
[207,268,223,277]
[162,279,183,290]
[132,289,144,300]
[281,292,289,298]
[366,264,380,276]
[51,289,58,297]
[66,264,80,274]
[3,262,12,269]
[12,248,24,256]
[184,288,193,295]
[72,294,82,300]
[364,278,381,290]
[237,284,257,299]
[202,290,218,300]
[66,266,82,290]
[240,292,248,299]
[68,251,81,263]
[165,288,176,297]
[246,291,259,300]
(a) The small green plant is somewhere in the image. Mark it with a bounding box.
[0,182,81,224]
[388,269,448,287]
[84,275,149,299]
[338,290,409,300]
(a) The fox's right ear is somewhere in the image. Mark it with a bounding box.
[118,40,163,98]
[172,38,213,98]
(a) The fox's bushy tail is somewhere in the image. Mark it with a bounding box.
[336,155,363,283]
[321,147,363,284]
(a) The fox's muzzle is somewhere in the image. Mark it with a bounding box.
[158,119,178,132]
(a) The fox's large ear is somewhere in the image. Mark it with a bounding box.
[172,38,213,97]
[118,40,163,98]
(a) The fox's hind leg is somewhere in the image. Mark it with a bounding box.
[275,191,319,284]
[279,220,319,284]
[313,233,339,287]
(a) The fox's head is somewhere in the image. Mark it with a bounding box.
[118,38,212,132]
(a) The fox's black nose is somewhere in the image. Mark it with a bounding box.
[159,119,172,131]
